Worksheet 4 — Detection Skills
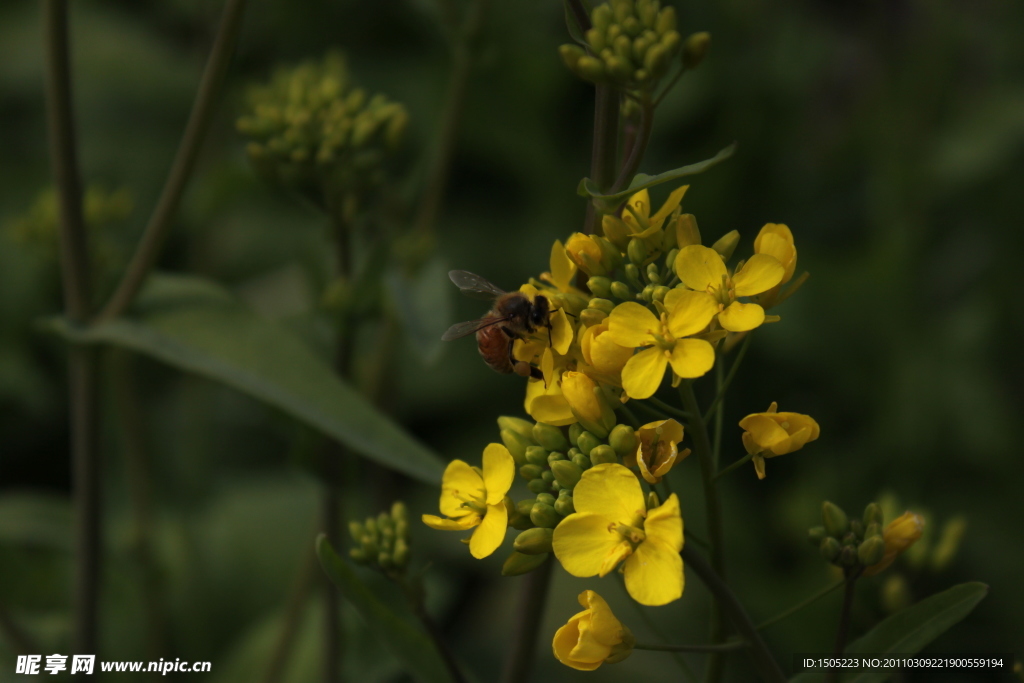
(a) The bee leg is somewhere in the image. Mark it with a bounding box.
[507,336,542,381]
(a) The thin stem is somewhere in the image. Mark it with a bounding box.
[646,395,691,422]
[712,453,754,482]
[681,545,786,683]
[636,641,748,654]
[685,529,711,552]
[500,556,554,683]
[703,334,751,424]
[756,579,845,632]
[413,604,469,683]
[412,0,489,240]
[585,85,620,234]
[652,65,687,108]
[261,546,319,683]
[96,0,248,323]
[712,356,724,469]
[631,398,671,422]
[616,402,642,429]
[43,0,102,660]
[678,381,727,683]
[826,575,860,683]
[610,96,653,193]
[619,576,696,682]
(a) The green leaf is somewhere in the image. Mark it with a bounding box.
[577,142,737,211]
[315,534,456,683]
[386,257,452,366]
[789,582,988,683]
[44,273,445,485]
[563,0,589,45]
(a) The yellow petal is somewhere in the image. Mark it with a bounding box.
[667,339,715,379]
[637,451,660,484]
[573,463,646,526]
[627,189,651,222]
[753,454,767,479]
[597,540,634,577]
[621,347,668,399]
[675,245,728,292]
[561,371,604,425]
[664,289,718,338]
[718,301,766,332]
[588,326,633,377]
[468,503,507,559]
[552,512,625,577]
[607,302,660,348]
[421,514,479,531]
[578,591,623,646]
[739,414,789,451]
[623,538,684,606]
[645,493,683,551]
[439,460,484,518]
[864,512,925,576]
[650,185,689,227]
[482,443,515,505]
[732,254,784,297]
[755,230,796,284]
[549,307,573,355]
[754,222,794,254]
[528,392,576,427]
[549,239,578,291]
[553,614,605,671]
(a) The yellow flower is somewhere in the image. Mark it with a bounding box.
[603,186,689,251]
[422,444,515,559]
[580,321,633,381]
[552,463,684,606]
[540,238,578,293]
[553,590,635,671]
[674,244,785,332]
[606,289,718,399]
[565,233,606,276]
[739,402,820,479]
[754,223,797,284]
[561,371,615,437]
[634,419,689,484]
[863,512,925,577]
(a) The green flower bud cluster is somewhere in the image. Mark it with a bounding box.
[498,416,637,576]
[9,185,132,252]
[348,501,410,573]
[596,213,680,305]
[811,501,885,570]
[237,51,408,202]
[560,0,682,89]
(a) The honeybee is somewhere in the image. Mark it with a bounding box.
[442,270,551,379]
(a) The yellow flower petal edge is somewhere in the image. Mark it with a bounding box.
[552,590,634,671]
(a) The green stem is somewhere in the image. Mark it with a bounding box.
[678,381,727,683]
[685,528,711,552]
[653,65,687,108]
[631,398,671,422]
[826,574,860,683]
[412,0,489,240]
[646,395,691,421]
[96,0,248,323]
[616,402,642,429]
[413,603,469,683]
[712,355,724,469]
[636,641,748,654]
[585,85,620,234]
[43,0,102,660]
[703,333,751,424]
[261,545,319,683]
[681,545,786,683]
[712,453,754,482]
[756,579,845,632]
[500,556,554,683]
[611,95,653,193]
[618,574,696,681]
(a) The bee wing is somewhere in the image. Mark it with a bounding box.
[441,316,509,341]
[448,270,507,300]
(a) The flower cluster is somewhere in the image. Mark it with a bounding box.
[348,502,411,574]
[811,501,924,576]
[236,51,408,207]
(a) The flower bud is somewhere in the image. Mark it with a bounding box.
[500,429,533,466]
[839,545,858,568]
[502,551,549,576]
[498,416,535,440]
[562,372,611,438]
[675,213,701,249]
[559,44,587,73]
[595,236,624,272]
[547,451,566,464]
[348,520,364,542]
[589,298,616,315]
[624,263,643,289]
[608,424,638,457]
[808,526,827,545]
[588,276,613,299]
[575,56,607,83]
[392,538,409,567]
[863,502,883,528]
[850,519,864,540]
[530,502,560,528]
[520,464,544,480]
[683,31,711,69]
[390,501,408,525]
[602,215,630,250]
[551,460,584,490]
[580,309,607,327]
[566,233,607,276]
[525,446,549,466]
[863,512,925,577]
[532,422,569,452]
[571,453,591,470]
[541,470,554,485]
[645,263,662,285]
[576,431,602,456]
[536,492,556,507]
[610,281,633,300]
[822,501,850,537]
[569,423,584,446]
[588,444,618,466]
[858,535,886,566]
[819,537,841,562]
[655,6,677,35]
[865,522,881,538]
[880,574,912,613]
[514,527,554,555]
[711,229,740,261]
[651,285,669,302]
[555,491,575,516]
[627,237,649,266]
[528,478,549,494]
[646,491,660,510]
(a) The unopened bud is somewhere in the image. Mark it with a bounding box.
[392,538,409,567]
[863,502,883,528]
[858,535,886,566]
[541,470,554,485]
[645,263,662,284]
[500,429,533,466]
[559,44,586,72]
[551,460,583,490]
[655,6,677,35]
[808,526,827,545]
[568,423,584,446]
[676,213,701,248]
[822,501,850,537]
[589,298,616,315]
[588,276,613,299]
[348,521,364,543]
[646,491,661,510]
[579,309,607,326]
[514,527,554,555]
[525,446,549,466]
[850,519,864,539]
[610,280,633,300]
[682,31,711,69]
[530,502,560,528]
[880,574,912,613]
[571,453,591,470]
[547,451,566,464]
[390,501,408,525]
[840,545,858,568]
[609,424,638,457]
[819,537,841,562]
[576,55,607,83]
[865,522,881,539]
[498,416,535,440]
[711,229,740,261]
[532,422,569,451]
[931,516,967,572]
[627,237,649,266]
[527,478,549,494]
[536,492,556,507]
[589,444,618,465]
[576,431,602,456]
[624,263,643,289]
[519,464,543,480]
[502,551,549,576]
[555,491,575,516]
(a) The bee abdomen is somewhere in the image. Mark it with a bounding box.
[476,323,514,374]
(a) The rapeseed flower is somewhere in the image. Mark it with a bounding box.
[553,590,635,670]
[553,463,684,606]
[739,402,820,479]
[863,512,925,576]
[606,289,718,399]
[422,444,515,558]
[634,419,688,484]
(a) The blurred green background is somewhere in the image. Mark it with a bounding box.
[1,0,1022,681]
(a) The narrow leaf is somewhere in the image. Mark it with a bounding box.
[316,534,455,683]
[563,0,589,45]
[386,257,453,366]
[43,273,445,485]
[577,142,737,211]
[789,582,988,683]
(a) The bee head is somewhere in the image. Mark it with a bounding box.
[531,295,550,328]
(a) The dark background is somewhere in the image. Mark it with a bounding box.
[1,0,1021,680]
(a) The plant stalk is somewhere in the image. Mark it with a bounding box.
[636,641,748,654]
[826,575,859,683]
[713,452,754,482]
[96,0,248,323]
[756,579,845,632]
[500,556,554,683]
[43,0,103,661]
[585,85,620,234]
[610,96,653,193]
[681,545,786,683]
[412,603,469,683]
[703,333,751,423]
